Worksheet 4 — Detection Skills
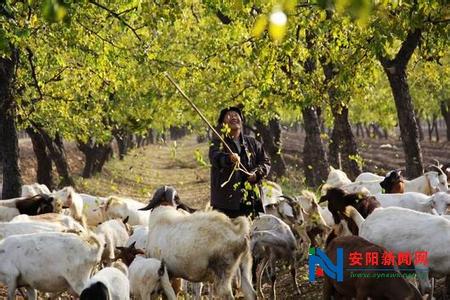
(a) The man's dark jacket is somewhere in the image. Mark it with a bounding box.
[209,134,271,211]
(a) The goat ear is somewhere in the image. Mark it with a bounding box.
[130,241,136,249]
[139,202,156,211]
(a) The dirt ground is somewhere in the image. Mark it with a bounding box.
[1,130,449,299]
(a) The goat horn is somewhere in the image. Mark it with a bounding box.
[430,165,445,176]
[433,159,441,168]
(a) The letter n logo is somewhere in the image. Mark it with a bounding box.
[308,247,344,282]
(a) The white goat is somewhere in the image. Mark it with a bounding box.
[0,207,23,222]
[295,191,331,246]
[358,207,450,295]
[343,171,448,195]
[261,180,283,207]
[10,213,86,233]
[318,206,334,227]
[80,193,109,226]
[51,186,85,226]
[21,183,51,198]
[0,221,70,240]
[375,192,450,215]
[80,261,130,300]
[126,225,148,250]
[94,218,131,264]
[140,186,256,300]
[0,232,103,299]
[322,166,352,192]
[251,214,299,299]
[104,196,149,226]
[117,242,177,300]
[354,172,384,182]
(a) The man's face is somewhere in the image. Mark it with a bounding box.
[224,111,242,131]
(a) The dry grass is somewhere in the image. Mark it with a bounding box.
[75,136,211,209]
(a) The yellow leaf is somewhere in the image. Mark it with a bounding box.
[283,0,298,13]
[269,23,287,42]
[252,15,268,38]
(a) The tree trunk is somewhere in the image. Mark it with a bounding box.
[302,107,329,187]
[26,127,54,190]
[79,139,113,178]
[255,118,286,179]
[427,118,432,142]
[440,100,450,141]
[364,124,371,138]
[380,29,423,178]
[113,131,127,160]
[383,128,389,140]
[147,129,155,145]
[372,124,384,139]
[329,105,362,179]
[38,130,74,187]
[433,115,439,142]
[127,134,137,149]
[416,115,424,141]
[357,123,365,138]
[78,139,96,178]
[93,143,112,173]
[322,61,361,179]
[0,49,22,199]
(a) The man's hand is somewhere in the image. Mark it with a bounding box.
[229,153,240,164]
[248,172,257,183]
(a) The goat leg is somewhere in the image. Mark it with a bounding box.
[444,275,450,300]
[269,259,277,300]
[256,256,270,299]
[290,257,301,296]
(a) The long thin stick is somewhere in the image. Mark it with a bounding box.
[164,72,251,175]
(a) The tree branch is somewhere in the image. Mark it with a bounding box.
[76,20,131,50]
[216,10,232,24]
[25,47,43,101]
[89,0,143,42]
[118,6,137,15]
[393,28,422,70]
[44,67,69,84]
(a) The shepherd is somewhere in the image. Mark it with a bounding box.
[209,106,271,218]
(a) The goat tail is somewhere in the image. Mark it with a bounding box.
[231,216,251,236]
[343,206,365,229]
[159,260,177,300]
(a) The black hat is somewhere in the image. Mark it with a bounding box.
[218,106,245,125]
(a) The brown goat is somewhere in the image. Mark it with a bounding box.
[319,188,380,237]
[324,236,423,300]
[380,170,405,193]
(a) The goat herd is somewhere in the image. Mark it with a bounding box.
[0,162,449,300]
